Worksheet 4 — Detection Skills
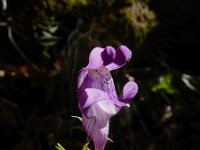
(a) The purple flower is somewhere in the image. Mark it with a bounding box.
[77,45,138,150]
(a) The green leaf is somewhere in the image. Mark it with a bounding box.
[49,26,58,33]
[71,115,82,122]
[55,143,66,150]
[42,31,52,38]
[107,137,113,143]
[82,142,90,150]
[151,74,175,94]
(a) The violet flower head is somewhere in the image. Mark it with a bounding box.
[77,45,138,150]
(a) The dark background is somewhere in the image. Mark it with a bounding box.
[0,0,200,150]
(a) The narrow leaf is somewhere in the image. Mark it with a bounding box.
[82,142,90,150]
[55,143,65,150]
[71,115,82,122]
[107,137,113,143]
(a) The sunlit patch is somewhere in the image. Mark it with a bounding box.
[181,74,196,90]
[0,70,5,77]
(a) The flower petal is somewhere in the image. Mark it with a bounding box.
[95,67,117,99]
[78,88,110,115]
[82,113,109,150]
[102,46,116,66]
[123,81,138,102]
[77,68,88,89]
[87,46,116,69]
[77,67,119,115]
[86,99,119,119]
[82,100,119,150]
[106,45,132,71]
[107,81,138,107]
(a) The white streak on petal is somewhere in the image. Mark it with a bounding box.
[83,100,119,150]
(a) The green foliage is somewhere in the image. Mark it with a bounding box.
[37,17,60,58]
[55,143,66,150]
[66,0,89,10]
[151,73,175,94]
[107,137,114,143]
[82,142,90,150]
[71,115,82,122]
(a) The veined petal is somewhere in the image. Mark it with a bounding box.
[106,45,132,71]
[82,100,118,150]
[78,67,117,95]
[82,114,109,150]
[93,67,117,99]
[86,46,116,69]
[77,67,118,115]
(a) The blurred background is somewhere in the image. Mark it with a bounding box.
[0,0,200,150]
